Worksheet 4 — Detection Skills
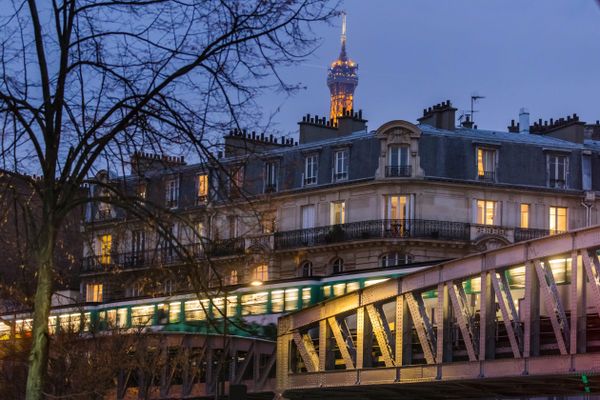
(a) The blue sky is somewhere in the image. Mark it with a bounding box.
[261,0,600,136]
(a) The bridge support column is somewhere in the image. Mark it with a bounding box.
[570,250,586,355]
[524,261,540,358]
[480,271,495,360]
[395,295,412,366]
[437,282,452,363]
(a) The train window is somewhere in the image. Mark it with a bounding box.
[302,288,311,307]
[0,321,10,339]
[117,308,128,328]
[185,300,209,321]
[48,316,57,335]
[323,286,331,299]
[271,290,284,313]
[285,289,299,311]
[346,282,359,293]
[83,313,91,332]
[157,304,169,324]
[333,283,346,297]
[169,302,181,323]
[106,310,117,328]
[241,292,268,315]
[213,296,237,317]
[132,305,154,326]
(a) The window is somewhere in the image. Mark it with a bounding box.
[165,178,179,208]
[477,148,496,182]
[131,305,154,326]
[197,174,209,203]
[476,200,499,226]
[520,204,530,229]
[241,292,268,315]
[213,296,237,318]
[229,165,244,197]
[99,234,112,265]
[549,206,567,234]
[271,290,284,313]
[380,253,413,268]
[387,145,410,177]
[286,289,300,311]
[548,155,567,188]
[131,230,145,266]
[252,264,269,282]
[304,155,318,185]
[261,212,276,234]
[301,205,315,229]
[300,261,313,277]
[86,283,103,302]
[264,161,278,192]
[228,270,238,285]
[302,288,312,307]
[227,216,237,239]
[331,258,344,274]
[169,302,181,323]
[185,300,209,321]
[386,195,410,236]
[330,201,346,225]
[333,149,349,181]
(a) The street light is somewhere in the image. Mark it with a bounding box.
[250,280,263,287]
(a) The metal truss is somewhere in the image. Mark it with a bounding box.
[277,225,600,398]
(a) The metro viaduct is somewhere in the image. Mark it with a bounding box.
[276,225,600,399]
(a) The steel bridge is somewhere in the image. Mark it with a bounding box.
[114,334,275,400]
[276,225,600,399]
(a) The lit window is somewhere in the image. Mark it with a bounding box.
[333,150,349,181]
[99,234,112,265]
[138,183,147,199]
[265,162,278,192]
[333,283,346,297]
[331,258,344,274]
[86,283,103,303]
[301,288,311,307]
[48,316,57,335]
[185,300,209,321]
[169,302,181,323]
[156,304,169,324]
[548,155,567,188]
[347,282,359,293]
[520,204,530,229]
[241,292,268,315]
[252,264,269,282]
[227,215,237,239]
[197,174,209,202]
[286,289,299,311]
[131,305,154,326]
[476,200,499,226]
[261,212,276,234]
[165,178,179,208]
[117,309,128,328]
[271,290,284,313]
[387,145,410,177]
[228,270,238,285]
[477,148,496,182]
[304,155,318,185]
[300,261,313,277]
[213,296,237,317]
[330,201,345,225]
[323,286,332,298]
[549,206,567,234]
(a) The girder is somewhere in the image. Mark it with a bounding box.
[278,225,600,397]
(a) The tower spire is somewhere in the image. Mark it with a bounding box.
[340,12,347,60]
[327,12,358,123]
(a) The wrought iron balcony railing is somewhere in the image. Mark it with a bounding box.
[478,171,495,182]
[82,238,245,272]
[549,178,566,189]
[273,219,470,250]
[385,165,412,177]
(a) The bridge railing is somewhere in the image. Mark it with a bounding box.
[276,225,600,395]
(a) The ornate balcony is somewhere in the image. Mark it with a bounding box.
[477,171,495,182]
[82,238,245,273]
[385,165,412,177]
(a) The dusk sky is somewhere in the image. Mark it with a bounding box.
[263,0,600,137]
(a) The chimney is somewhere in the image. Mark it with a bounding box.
[519,108,530,134]
[417,100,457,131]
[461,115,474,129]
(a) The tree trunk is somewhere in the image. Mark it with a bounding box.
[25,240,54,400]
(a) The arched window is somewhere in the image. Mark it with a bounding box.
[380,252,413,268]
[300,261,313,277]
[331,258,344,274]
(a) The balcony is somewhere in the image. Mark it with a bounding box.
[82,238,245,273]
[514,227,556,242]
[477,171,495,182]
[549,178,566,189]
[385,165,412,177]
[264,183,277,194]
[274,219,470,250]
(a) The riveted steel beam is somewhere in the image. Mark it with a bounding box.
[490,270,522,358]
[534,259,569,355]
[327,316,355,369]
[292,331,319,372]
[406,292,436,364]
[582,249,600,318]
[448,281,478,361]
[365,304,395,367]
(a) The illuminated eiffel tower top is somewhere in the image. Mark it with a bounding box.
[327,12,358,124]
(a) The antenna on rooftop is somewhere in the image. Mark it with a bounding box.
[470,94,485,124]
